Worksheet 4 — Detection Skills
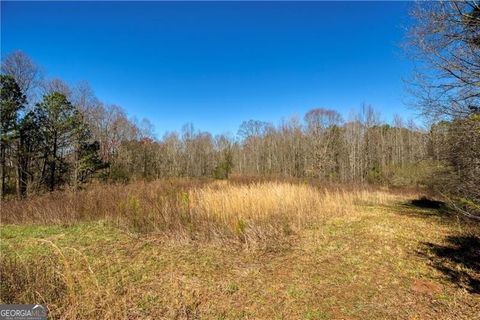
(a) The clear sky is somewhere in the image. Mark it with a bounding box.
[1,1,417,136]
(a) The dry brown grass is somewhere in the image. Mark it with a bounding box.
[0,239,126,319]
[1,179,407,247]
[189,181,404,245]
[1,180,479,319]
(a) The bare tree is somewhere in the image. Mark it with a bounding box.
[408,1,480,120]
[304,108,343,179]
[71,81,100,111]
[41,78,72,98]
[1,51,42,103]
[408,1,480,210]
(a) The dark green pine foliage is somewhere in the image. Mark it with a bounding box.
[16,111,41,197]
[35,93,77,191]
[35,92,104,191]
[0,75,26,198]
[214,148,234,179]
[72,114,108,187]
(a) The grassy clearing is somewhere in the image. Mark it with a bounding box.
[1,180,479,319]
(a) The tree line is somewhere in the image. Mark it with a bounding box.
[1,51,434,200]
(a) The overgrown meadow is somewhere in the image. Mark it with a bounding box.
[1,179,479,319]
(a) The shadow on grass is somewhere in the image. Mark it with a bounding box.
[400,197,479,224]
[397,202,451,220]
[410,197,445,209]
[421,235,480,294]
[396,197,480,293]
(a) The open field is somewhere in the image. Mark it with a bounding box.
[2,1,480,319]
[1,180,479,319]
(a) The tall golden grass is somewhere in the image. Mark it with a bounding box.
[1,179,407,246]
[1,242,127,319]
[189,181,404,244]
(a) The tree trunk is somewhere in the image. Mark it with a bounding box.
[16,163,27,199]
[0,143,6,199]
[49,134,57,192]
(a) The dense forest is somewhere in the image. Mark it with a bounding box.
[1,2,479,216]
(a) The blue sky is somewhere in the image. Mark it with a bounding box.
[1,1,416,136]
